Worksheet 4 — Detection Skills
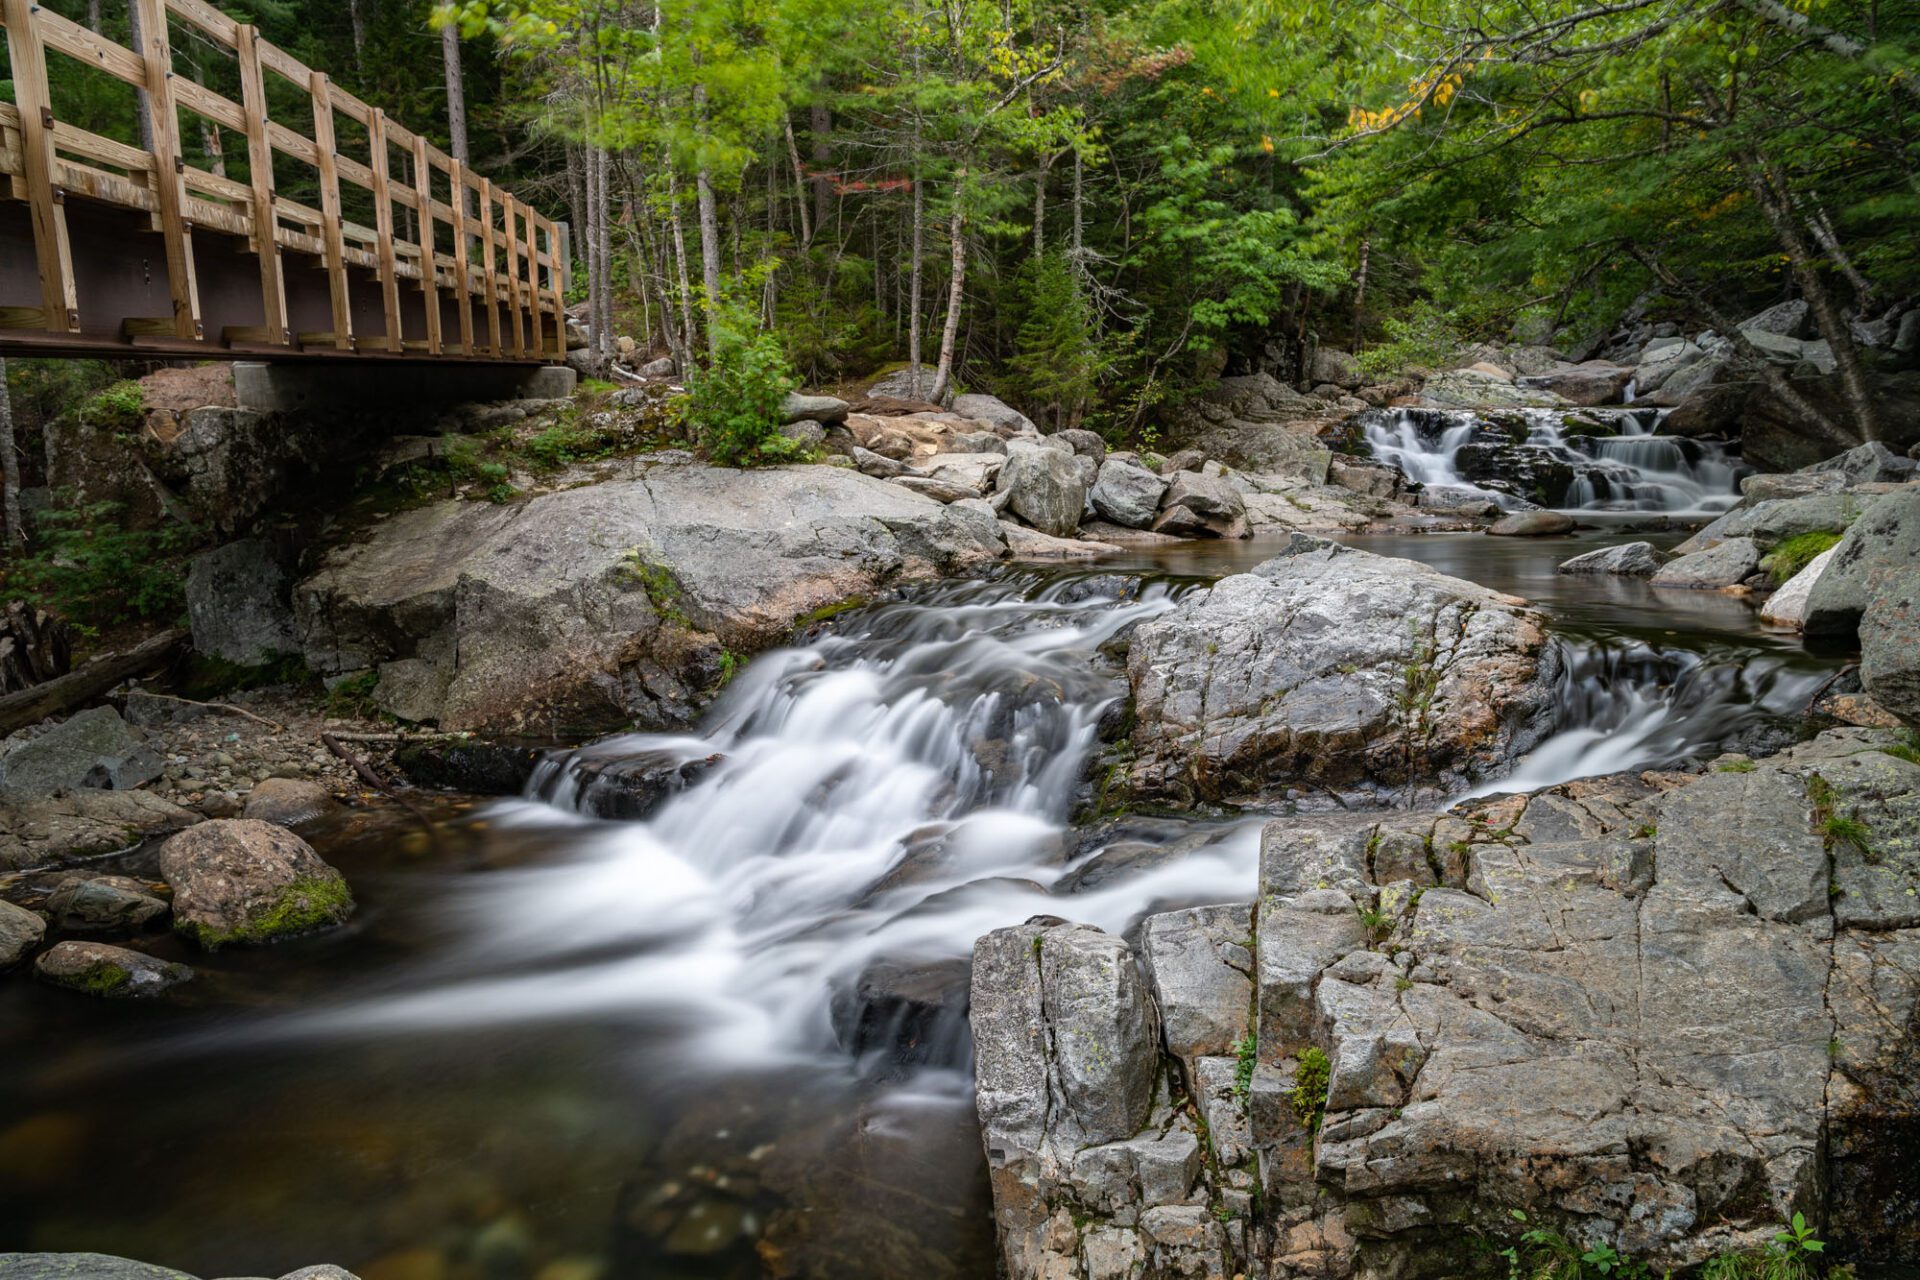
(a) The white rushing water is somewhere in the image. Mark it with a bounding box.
[288,562,1829,1075]
[1363,406,1747,515]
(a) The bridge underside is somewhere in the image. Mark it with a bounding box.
[0,202,556,366]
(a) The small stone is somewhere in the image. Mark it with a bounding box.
[1487,510,1576,537]
[242,778,338,827]
[33,941,191,998]
[45,877,169,933]
[1,900,47,969]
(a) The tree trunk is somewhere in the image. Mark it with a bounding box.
[1740,152,1883,441]
[1351,236,1371,340]
[349,0,369,56]
[1033,152,1052,257]
[0,357,22,550]
[129,0,154,152]
[783,117,813,248]
[200,120,225,178]
[595,147,615,365]
[693,88,723,357]
[810,102,833,238]
[929,198,965,405]
[907,167,925,398]
[667,165,698,361]
[582,149,605,374]
[442,21,469,165]
[0,630,187,736]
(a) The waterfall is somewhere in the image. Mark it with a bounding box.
[1362,406,1748,515]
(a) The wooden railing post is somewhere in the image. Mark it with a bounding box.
[235,22,289,345]
[544,217,567,358]
[410,135,442,355]
[306,71,354,351]
[448,158,474,356]
[2,0,81,331]
[503,195,525,358]
[367,108,404,352]
[131,0,204,340]
[478,177,502,357]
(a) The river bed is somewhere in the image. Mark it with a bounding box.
[0,528,1855,1278]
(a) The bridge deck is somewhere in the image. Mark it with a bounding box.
[0,0,566,364]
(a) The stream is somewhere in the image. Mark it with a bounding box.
[0,450,1856,1276]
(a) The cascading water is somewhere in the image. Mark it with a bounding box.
[1362,406,1748,514]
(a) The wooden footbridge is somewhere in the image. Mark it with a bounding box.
[0,0,567,364]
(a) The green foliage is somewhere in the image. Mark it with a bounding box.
[1357,301,1462,378]
[13,501,188,628]
[1499,1212,1655,1280]
[1768,532,1843,586]
[1000,254,1108,430]
[1232,1031,1257,1099]
[82,381,145,432]
[1717,759,1758,773]
[325,671,382,718]
[1700,1213,1832,1280]
[685,311,805,467]
[1290,1047,1330,1132]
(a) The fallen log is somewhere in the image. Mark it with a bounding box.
[0,629,187,735]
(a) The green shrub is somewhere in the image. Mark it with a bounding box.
[1358,300,1462,377]
[82,380,146,432]
[1768,531,1842,585]
[13,500,187,628]
[684,309,804,467]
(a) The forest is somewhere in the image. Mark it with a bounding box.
[9,0,1917,451]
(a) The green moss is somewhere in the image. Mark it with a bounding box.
[181,874,354,951]
[1290,1047,1331,1133]
[794,595,873,629]
[1767,530,1842,585]
[78,962,132,995]
[1716,759,1757,773]
[1232,1031,1257,1099]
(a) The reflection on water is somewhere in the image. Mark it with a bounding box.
[0,529,1853,1277]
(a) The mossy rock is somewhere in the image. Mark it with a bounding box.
[156,819,355,951]
[33,941,192,998]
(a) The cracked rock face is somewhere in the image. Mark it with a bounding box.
[970,729,1920,1279]
[294,456,1008,735]
[1124,538,1557,807]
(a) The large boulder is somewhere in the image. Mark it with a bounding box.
[1125,537,1556,806]
[0,899,45,969]
[1310,348,1365,390]
[972,919,1164,1280]
[1486,511,1575,537]
[33,941,191,998]
[156,818,354,950]
[1760,545,1838,630]
[1089,458,1170,529]
[294,457,1007,734]
[1152,471,1248,539]
[1806,441,1918,486]
[1557,541,1670,576]
[951,393,1038,436]
[0,1257,357,1280]
[780,392,849,424]
[185,538,302,666]
[1516,361,1633,406]
[1675,491,1871,555]
[1650,537,1763,589]
[995,443,1088,538]
[0,790,199,871]
[1740,299,1812,338]
[864,364,943,401]
[1801,488,1920,726]
[977,732,1920,1278]
[1421,368,1568,410]
[0,707,162,798]
[1633,341,1707,394]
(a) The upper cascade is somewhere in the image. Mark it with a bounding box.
[1362,405,1749,515]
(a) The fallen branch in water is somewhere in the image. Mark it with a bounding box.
[320,731,437,838]
[1805,662,1859,716]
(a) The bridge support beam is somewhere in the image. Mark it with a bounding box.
[231,361,576,413]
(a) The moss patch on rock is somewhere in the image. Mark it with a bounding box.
[178,873,354,951]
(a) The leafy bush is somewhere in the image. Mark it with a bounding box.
[1290,1046,1331,1132]
[684,310,804,468]
[83,380,146,431]
[12,500,187,628]
[1767,530,1841,585]
[1358,300,1464,377]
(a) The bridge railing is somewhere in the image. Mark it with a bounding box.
[0,0,567,362]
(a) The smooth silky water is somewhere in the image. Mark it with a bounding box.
[0,525,1851,1278]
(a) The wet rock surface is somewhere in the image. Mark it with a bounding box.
[973,728,1920,1278]
[32,941,192,998]
[1125,538,1556,806]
